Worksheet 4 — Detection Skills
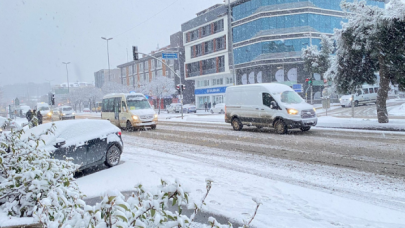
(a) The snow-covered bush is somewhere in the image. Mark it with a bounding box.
[0,120,82,217]
[35,178,261,228]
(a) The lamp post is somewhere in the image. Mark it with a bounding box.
[62,62,70,93]
[101,37,113,81]
[227,0,237,85]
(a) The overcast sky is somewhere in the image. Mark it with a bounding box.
[0,0,223,86]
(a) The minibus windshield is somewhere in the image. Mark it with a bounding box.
[127,98,151,110]
[280,91,303,104]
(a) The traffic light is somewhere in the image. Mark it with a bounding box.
[306,78,312,86]
[181,84,185,91]
[176,84,185,94]
[176,84,180,93]
[132,46,139,61]
[51,94,55,105]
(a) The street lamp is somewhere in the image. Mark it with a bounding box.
[62,62,70,93]
[101,37,113,81]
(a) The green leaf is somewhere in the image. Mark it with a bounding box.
[168,215,174,221]
[108,196,116,203]
[116,215,128,222]
[151,209,156,217]
[172,198,177,206]
[117,204,130,211]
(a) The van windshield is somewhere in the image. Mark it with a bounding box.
[127,99,151,110]
[39,106,49,111]
[280,91,303,104]
[63,107,72,111]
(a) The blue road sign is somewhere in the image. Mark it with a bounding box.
[162,53,178,59]
[292,84,303,93]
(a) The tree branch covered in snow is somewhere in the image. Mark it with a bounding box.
[0,121,82,217]
[142,76,176,114]
[302,35,334,79]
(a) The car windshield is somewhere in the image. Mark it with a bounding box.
[280,91,303,104]
[127,99,151,110]
[63,107,72,111]
[39,107,49,111]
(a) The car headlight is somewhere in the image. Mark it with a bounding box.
[313,108,316,112]
[132,116,139,120]
[339,98,342,101]
[154,114,158,118]
[72,112,75,115]
[350,97,353,101]
[47,112,52,116]
[287,108,299,115]
[62,113,66,116]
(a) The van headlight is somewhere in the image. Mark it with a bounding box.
[72,112,75,115]
[47,112,52,116]
[313,108,316,113]
[154,114,158,119]
[350,97,353,101]
[132,116,139,120]
[287,108,299,115]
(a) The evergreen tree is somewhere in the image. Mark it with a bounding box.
[329,0,405,123]
[302,35,334,80]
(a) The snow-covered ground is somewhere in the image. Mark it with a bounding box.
[390,103,405,116]
[76,140,405,228]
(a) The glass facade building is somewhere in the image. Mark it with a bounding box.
[230,0,384,100]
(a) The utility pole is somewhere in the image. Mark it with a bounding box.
[101,37,113,81]
[177,48,184,119]
[227,0,237,85]
[62,62,70,93]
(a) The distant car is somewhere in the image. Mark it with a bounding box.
[166,103,183,113]
[83,108,90,112]
[59,106,75,120]
[210,103,225,114]
[183,104,197,113]
[21,120,123,171]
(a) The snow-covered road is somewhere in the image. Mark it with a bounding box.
[75,122,405,227]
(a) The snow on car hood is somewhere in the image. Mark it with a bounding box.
[340,95,353,100]
[20,119,120,151]
[129,108,155,116]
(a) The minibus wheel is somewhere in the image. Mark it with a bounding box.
[231,117,243,131]
[126,121,133,131]
[274,120,287,134]
[354,101,359,107]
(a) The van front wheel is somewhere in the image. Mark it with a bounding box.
[231,118,243,131]
[300,126,311,132]
[274,120,287,134]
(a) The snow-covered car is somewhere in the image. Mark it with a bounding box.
[210,103,225,114]
[59,106,75,120]
[183,104,197,113]
[83,108,90,112]
[166,103,183,113]
[22,120,123,171]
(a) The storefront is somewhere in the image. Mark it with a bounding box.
[194,86,228,109]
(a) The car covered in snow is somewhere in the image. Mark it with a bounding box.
[166,103,183,113]
[22,119,124,170]
[59,106,75,120]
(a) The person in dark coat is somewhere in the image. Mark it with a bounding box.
[213,101,216,108]
[37,110,43,125]
[26,110,33,122]
[204,102,208,112]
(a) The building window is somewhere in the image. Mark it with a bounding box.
[157,70,162,77]
[216,36,226,50]
[202,24,211,37]
[152,71,155,80]
[205,40,214,54]
[140,63,144,72]
[157,58,162,68]
[186,55,225,78]
[121,68,126,77]
[226,77,234,84]
[218,56,225,72]
[134,64,138,73]
[213,19,224,33]
[129,65,133,75]
[151,59,155,69]
[145,61,149,71]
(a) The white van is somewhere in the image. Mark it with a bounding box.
[225,83,317,134]
[58,106,75,120]
[340,85,379,107]
[102,93,158,130]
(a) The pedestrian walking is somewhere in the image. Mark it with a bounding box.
[204,102,208,112]
[208,102,211,109]
[26,110,33,122]
[213,101,216,108]
[37,110,43,125]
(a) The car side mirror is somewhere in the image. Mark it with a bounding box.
[270,101,278,109]
[54,138,66,148]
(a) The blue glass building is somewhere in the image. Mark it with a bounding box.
[230,0,385,98]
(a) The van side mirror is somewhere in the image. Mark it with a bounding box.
[54,138,66,148]
[270,101,278,109]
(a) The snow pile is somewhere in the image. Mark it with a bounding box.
[317,116,405,131]
[389,104,405,116]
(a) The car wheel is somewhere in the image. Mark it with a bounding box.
[126,121,132,131]
[105,145,121,167]
[354,101,359,107]
[300,126,311,132]
[210,110,214,114]
[231,117,243,131]
[151,125,156,130]
[274,120,287,134]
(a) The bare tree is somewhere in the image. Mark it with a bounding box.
[101,82,134,95]
[142,76,176,114]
